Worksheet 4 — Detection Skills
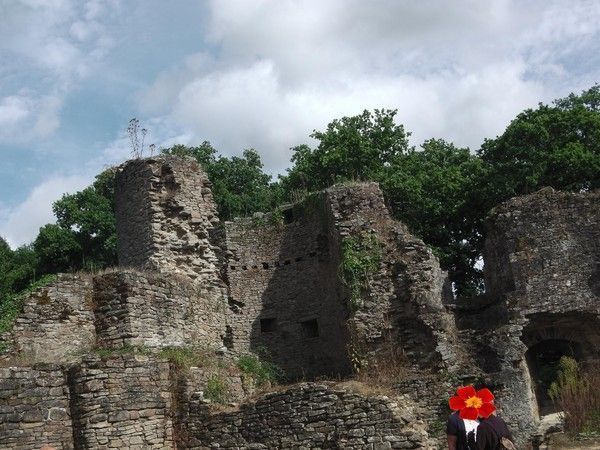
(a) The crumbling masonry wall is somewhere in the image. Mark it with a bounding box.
[0,274,95,364]
[224,183,468,379]
[93,270,225,350]
[68,354,175,449]
[115,156,229,304]
[0,364,73,449]
[185,383,432,449]
[325,183,468,375]
[480,187,600,443]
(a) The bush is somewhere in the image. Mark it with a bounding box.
[549,356,600,434]
[237,353,283,387]
[204,375,229,404]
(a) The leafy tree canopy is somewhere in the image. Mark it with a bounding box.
[283,109,410,193]
[479,84,600,201]
[34,168,117,273]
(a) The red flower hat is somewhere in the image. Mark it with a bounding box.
[449,385,496,420]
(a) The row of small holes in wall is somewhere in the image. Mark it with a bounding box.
[229,251,318,271]
[260,317,320,338]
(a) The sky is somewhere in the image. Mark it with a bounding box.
[1,0,599,248]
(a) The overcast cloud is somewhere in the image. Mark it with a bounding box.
[1,0,599,246]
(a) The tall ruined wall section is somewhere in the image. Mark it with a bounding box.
[325,183,467,374]
[479,187,600,444]
[224,196,351,378]
[113,156,229,350]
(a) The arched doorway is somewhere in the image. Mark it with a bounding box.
[525,339,582,415]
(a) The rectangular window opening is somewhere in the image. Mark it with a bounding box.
[300,319,319,338]
[260,318,277,333]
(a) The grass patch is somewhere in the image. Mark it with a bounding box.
[158,346,211,370]
[237,353,283,387]
[339,232,382,311]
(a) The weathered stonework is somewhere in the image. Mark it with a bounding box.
[186,383,433,449]
[68,354,175,449]
[224,194,352,378]
[0,364,73,449]
[1,274,95,363]
[93,270,226,350]
[325,183,468,375]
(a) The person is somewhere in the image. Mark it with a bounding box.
[446,410,479,450]
[474,412,515,450]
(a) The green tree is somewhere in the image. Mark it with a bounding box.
[383,139,486,297]
[33,224,81,274]
[34,168,117,273]
[0,239,38,302]
[479,85,600,203]
[283,109,410,193]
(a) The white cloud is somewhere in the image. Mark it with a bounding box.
[0,175,91,248]
[0,92,63,143]
[137,0,600,173]
[0,0,120,144]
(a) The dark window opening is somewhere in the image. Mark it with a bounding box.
[230,266,236,270]
[301,319,319,338]
[295,256,303,262]
[283,208,294,224]
[262,262,269,269]
[284,260,291,265]
[260,318,277,333]
[242,265,248,270]
[309,251,317,257]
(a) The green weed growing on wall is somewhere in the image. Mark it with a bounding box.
[339,232,382,311]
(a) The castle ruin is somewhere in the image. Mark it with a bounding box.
[0,156,598,448]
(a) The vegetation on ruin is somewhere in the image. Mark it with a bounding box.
[339,232,382,311]
[0,85,599,319]
[237,353,283,387]
[0,274,57,351]
[549,357,600,435]
[204,375,229,404]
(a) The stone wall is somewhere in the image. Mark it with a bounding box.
[93,270,226,350]
[479,187,600,444]
[224,195,351,378]
[186,382,433,449]
[1,274,95,363]
[0,364,73,449]
[68,354,175,449]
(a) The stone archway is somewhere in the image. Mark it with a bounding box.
[521,312,600,418]
[525,338,581,415]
